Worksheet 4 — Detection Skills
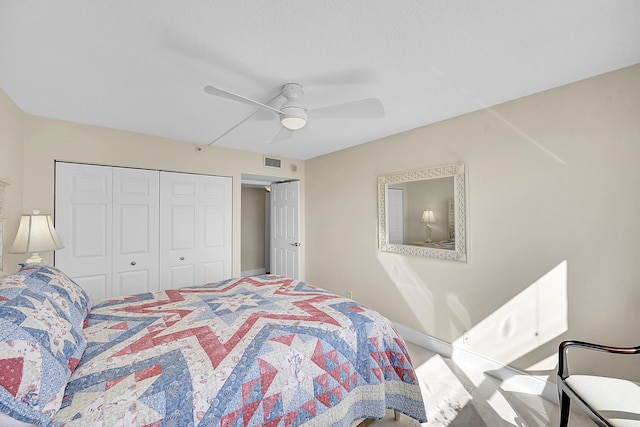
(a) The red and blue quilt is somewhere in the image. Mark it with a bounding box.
[51,275,427,426]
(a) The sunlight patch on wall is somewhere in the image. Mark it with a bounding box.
[453,260,568,366]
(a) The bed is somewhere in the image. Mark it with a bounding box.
[410,239,455,251]
[0,265,427,426]
[423,239,455,250]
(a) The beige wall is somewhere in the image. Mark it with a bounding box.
[1,106,304,276]
[241,187,267,272]
[305,65,640,382]
[0,90,25,272]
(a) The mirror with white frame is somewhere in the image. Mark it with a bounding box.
[378,163,467,261]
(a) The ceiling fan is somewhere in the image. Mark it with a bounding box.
[204,82,384,144]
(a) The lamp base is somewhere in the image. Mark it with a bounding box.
[425,225,433,244]
[25,253,43,264]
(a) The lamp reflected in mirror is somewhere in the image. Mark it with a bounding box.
[421,210,436,243]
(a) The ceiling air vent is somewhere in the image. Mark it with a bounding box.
[264,157,282,168]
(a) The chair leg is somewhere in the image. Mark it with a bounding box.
[559,391,570,427]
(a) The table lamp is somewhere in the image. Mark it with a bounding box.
[421,210,436,243]
[9,210,64,264]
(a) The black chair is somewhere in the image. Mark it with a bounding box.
[557,340,640,426]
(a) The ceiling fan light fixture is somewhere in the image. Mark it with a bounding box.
[281,116,307,130]
[280,107,308,130]
[204,81,384,144]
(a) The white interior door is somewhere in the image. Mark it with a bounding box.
[55,163,113,300]
[160,172,232,289]
[265,192,271,272]
[112,167,159,296]
[271,181,300,279]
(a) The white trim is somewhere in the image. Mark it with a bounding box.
[393,323,559,404]
[241,268,267,277]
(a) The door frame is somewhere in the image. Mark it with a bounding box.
[241,174,302,278]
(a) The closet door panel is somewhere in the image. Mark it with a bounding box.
[112,168,159,296]
[116,270,152,295]
[170,205,196,250]
[169,265,195,289]
[72,204,109,258]
[160,172,232,289]
[160,172,198,289]
[202,261,225,284]
[203,206,224,247]
[201,206,225,283]
[197,176,232,284]
[55,163,113,300]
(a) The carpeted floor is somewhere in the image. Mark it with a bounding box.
[369,342,594,426]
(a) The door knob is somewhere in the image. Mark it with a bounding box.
[180,256,185,260]
[130,261,136,266]
[290,242,301,247]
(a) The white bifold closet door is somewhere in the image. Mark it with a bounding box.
[160,171,232,289]
[55,163,159,299]
[55,163,232,300]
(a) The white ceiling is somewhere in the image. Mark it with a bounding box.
[1,1,639,160]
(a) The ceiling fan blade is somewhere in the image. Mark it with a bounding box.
[207,91,286,145]
[204,85,282,115]
[269,126,294,144]
[208,110,260,145]
[310,98,384,120]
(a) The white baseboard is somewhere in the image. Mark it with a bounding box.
[393,323,558,404]
[241,268,268,277]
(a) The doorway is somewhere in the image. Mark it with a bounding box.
[240,174,300,279]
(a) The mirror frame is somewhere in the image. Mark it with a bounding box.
[378,163,467,262]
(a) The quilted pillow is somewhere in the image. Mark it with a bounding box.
[0,269,89,425]
[13,266,91,371]
[0,274,29,302]
[16,265,92,324]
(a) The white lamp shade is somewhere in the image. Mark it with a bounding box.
[421,210,436,224]
[10,213,64,254]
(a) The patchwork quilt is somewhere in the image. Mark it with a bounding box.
[0,265,92,426]
[51,275,427,426]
